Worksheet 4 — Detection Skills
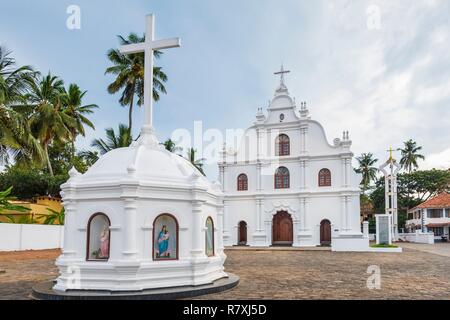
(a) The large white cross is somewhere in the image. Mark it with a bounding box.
[120,14,180,131]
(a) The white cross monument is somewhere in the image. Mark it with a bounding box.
[120,14,180,145]
[379,148,401,242]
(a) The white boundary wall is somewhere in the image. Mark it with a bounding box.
[0,224,64,252]
[398,231,435,244]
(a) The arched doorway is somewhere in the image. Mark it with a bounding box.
[237,221,247,246]
[320,220,332,246]
[272,211,293,246]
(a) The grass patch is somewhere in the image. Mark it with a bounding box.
[371,244,399,248]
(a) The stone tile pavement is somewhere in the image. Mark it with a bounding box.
[0,246,449,300]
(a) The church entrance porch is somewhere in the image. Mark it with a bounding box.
[272,211,293,246]
[320,220,332,246]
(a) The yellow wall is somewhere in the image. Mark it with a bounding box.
[0,198,63,224]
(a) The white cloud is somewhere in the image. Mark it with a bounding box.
[422,148,450,170]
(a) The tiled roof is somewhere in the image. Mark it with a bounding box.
[414,192,450,209]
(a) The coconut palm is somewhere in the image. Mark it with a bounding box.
[0,47,41,165]
[187,148,206,176]
[43,207,65,225]
[0,187,30,219]
[355,153,378,193]
[77,150,99,166]
[27,73,73,176]
[398,139,425,173]
[162,138,182,153]
[91,124,132,155]
[61,84,98,160]
[105,33,167,131]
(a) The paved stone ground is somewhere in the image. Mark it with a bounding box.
[398,242,450,258]
[1,247,450,300]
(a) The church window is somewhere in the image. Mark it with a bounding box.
[205,217,215,257]
[319,169,332,187]
[275,167,290,189]
[237,174,248,191]
[153,214,179,261]
[276,134,290,156]
[86,213,111,261]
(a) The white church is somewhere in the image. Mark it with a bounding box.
[219,68,368,251]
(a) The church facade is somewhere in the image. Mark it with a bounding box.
[218,70,368,251]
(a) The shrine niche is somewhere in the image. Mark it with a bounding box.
[87,213,111,261]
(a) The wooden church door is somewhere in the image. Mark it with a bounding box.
[272,211,293,246]
[238,221,247,245]
[320,220,332,246]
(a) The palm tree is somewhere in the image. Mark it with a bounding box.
[27,73,73,176]
[187,148,206,176]
[77,150,99,166]
[162,138,182,153]
[61,84,98,160]
[398,139,425,173]
[43,207,65,225]
[105,33,168,131]
[0,187,30,223]
[91,124,132,155]
[0,47,41,165]
[355,153,378,193]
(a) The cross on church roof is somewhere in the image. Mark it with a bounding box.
[274,65,290,87]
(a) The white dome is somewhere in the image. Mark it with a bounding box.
[73,142,215,191]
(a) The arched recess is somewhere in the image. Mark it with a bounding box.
[153,213,179,261]
[205,217,215,257]
[86,213,111,261]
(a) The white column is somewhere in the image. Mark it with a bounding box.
[341,196,348,232]
[123,198,138,259]
[345,197,351,231]
[300,125,308,154]
[300,161,307,190]
[256,198,264,231]
[363,221,369,239]
[217,205,225,254]
[62,200,76,257]
[299,198,306,231]
[341,158,346,187]
[345,158,351,187]
[257,162,262,191]
[191,200,205,257]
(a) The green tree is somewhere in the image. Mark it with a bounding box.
[355,153,378,194]
[91,124,132,155]
[162,138,182,153]
[28,73,73,176]
[61,84,98,161]
[77,150,99,167]
[187,148,206,176]
[105,33,167,131]
[398,139,425,173]
[0,47,42,165]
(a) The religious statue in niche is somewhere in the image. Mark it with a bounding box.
[154,214,178,260]
[88,214,110,261]
[205,217,214,257]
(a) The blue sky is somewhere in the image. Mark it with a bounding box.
[1,0,449,178]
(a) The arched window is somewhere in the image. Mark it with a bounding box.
[275,167,290,189]
[319,169,332,187]
[86,213,111,261]
[237,174,248,191]
[153,214,179,261]
[205,217,215,257]
[276,134,290,156]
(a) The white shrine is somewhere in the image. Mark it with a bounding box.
[54,14,228,292]
[219,67,369,251]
